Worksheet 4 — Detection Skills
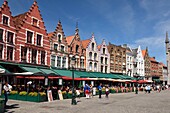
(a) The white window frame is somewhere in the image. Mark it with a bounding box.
[2,14,10,26]
[57,33,62,42]
[36,32,43,46]
[60,44,65,52]
[0,27,5,42]
[6,30,15,45]
[26,29,34,44]
[31,17,39,27]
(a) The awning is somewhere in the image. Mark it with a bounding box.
[0,64,10,73]
[39,68,57,75]
[19,66,44,74]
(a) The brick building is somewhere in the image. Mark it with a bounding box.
[108,43,126,74]
[0,1,16,62]
[149,57,159,80]
[142,47,151,78]
[48,20,68,69]
[66,26,85,70]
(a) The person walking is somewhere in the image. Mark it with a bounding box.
[98,83,102,99]
[105,86,109,98]
[3,82,12,107]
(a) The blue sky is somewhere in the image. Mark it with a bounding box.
[1,0,169,64]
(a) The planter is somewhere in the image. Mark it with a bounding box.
[27,95,38,102]
[118,90,122,93]
[110,90,116,93]
[9,94,17,100]
[102,91,106,95]
[17,95,27,101]
[62,93,67,99]
[67,93,72,99]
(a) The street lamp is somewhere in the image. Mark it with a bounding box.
[71,56,77,105]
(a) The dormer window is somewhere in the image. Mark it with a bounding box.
[3,15,9,26]
[7,32,14,44]
[27,31,33,44]
[32,18,38,27]
[37,34,42,46]
[58,34,62,42]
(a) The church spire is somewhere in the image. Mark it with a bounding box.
[165,31,169,43]
[75,22,79,35]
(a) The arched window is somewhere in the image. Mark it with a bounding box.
[58,34,62,42]
[76,45,79,53]
[89,62,92,71]
[92,43,94,51]
[94,53,97,60]
[89,52,92,59]
[94,63,97,71]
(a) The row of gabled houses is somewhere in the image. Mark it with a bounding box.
[0,1,168,84]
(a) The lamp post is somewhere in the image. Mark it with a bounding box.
[71,56,77,105]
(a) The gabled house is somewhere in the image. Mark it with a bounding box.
[0,1,16,61]
[48,20,68,69]
[66,26,85,70]
[98,39,110,73]
[13,1,50,66]
[81,34,99,72]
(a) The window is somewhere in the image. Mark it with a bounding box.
[103,48,105,54]
[7,46,13,60]
[89,52,92,59]
[21,47,27,62]
[57,56,61,67]
[94,53,97,60]
[105,58,107,64]
[51,55,56,67]
[41,51,45,65]
[33,18,38,26]
[7,32,14,44]
[105,66,107,73]
[0,29,3,41]
[58,34,62,42]
[54,44,58,51]
[62,57,66,68]
[76,45,79,53]
[37,34,42,46]
[61,45,64,52]
[101,66,103,72]
[32,49,37,64]
[0,45,3,59]
[92,43,94,51]
[80,59,84,68]
[94,63,97,71]
[27,31,33,43]
[89,62,92,71]
[101,57,104,64]
[3,16,9,25]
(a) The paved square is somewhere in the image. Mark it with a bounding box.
[4,90,170,113]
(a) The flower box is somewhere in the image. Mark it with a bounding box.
[17,95,27,101]
[110,89,116,93]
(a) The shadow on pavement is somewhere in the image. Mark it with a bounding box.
[4,104,19,113]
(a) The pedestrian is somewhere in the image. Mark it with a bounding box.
[3,82,12,107]
[145,85,148,94]
[90,84,93,98]
[84,84,90,99]
[105,86,109,98]
[98,83,102,99]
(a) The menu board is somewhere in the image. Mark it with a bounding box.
[58,90,63,100]
[47,90,53,102]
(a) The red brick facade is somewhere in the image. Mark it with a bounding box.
[0,1,50,66]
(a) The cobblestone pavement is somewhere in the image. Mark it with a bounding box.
[4,90,170,113]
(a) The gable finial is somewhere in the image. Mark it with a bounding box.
[75,21,79,34]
